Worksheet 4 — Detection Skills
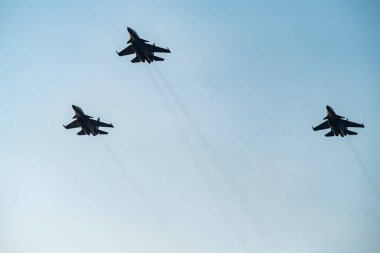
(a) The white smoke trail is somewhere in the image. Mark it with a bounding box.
[150,64,264,238]
[144,64,173,113]
[144,65,255,252]
[98,137,189,253]
[346,137,380,204]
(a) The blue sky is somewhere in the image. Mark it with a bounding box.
[0,0,379,253]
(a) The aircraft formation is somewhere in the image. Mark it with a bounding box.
[64,105,114,136]
[63,27,365,138]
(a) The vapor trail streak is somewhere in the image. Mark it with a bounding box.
[98,137,188,253]
[151,64,264,236]
[144,65,254,252]
[144,64,173,113]
[346,138,380,204]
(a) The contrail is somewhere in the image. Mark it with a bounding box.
[180,138,255,253]
[144,65,255,252]
[346,137,380,204]
[144,64,173,113]
[151,64,264,237]
[98,137,188,253]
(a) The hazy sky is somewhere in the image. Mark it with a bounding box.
[1,1,379,253]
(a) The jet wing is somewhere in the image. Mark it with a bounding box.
[117,45,134,56]
[146,44,171,53]
[343,120,364,128]
[64,120,80,129]
[312,120,330,131]
[89,119,114,128]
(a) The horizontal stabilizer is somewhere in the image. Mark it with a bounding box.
[98,130,108,135]
[153,56,164,61]
[131,56,141,63]
[325,131,334,137]
[77,130,86,135]
[346,130,357,135]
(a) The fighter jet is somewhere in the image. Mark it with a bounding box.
[64,105,114,136]
[116,27,171,63]
[313,105,364,137]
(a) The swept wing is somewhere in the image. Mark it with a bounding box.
[64,120,80,129]
[313,120,330,131]
[117,45,134,56]
[342,120,364,128]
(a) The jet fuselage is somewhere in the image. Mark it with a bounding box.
[72,105,100,136]
[127,27,154,63]
[326,106,347,137]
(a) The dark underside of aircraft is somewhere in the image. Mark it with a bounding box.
[64,105,114,136]
[313,105,364,137]
[117,27,171,63]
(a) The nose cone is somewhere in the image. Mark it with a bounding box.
[127,27,138,39]
[326,105,332,111]
[72,105,78,110]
